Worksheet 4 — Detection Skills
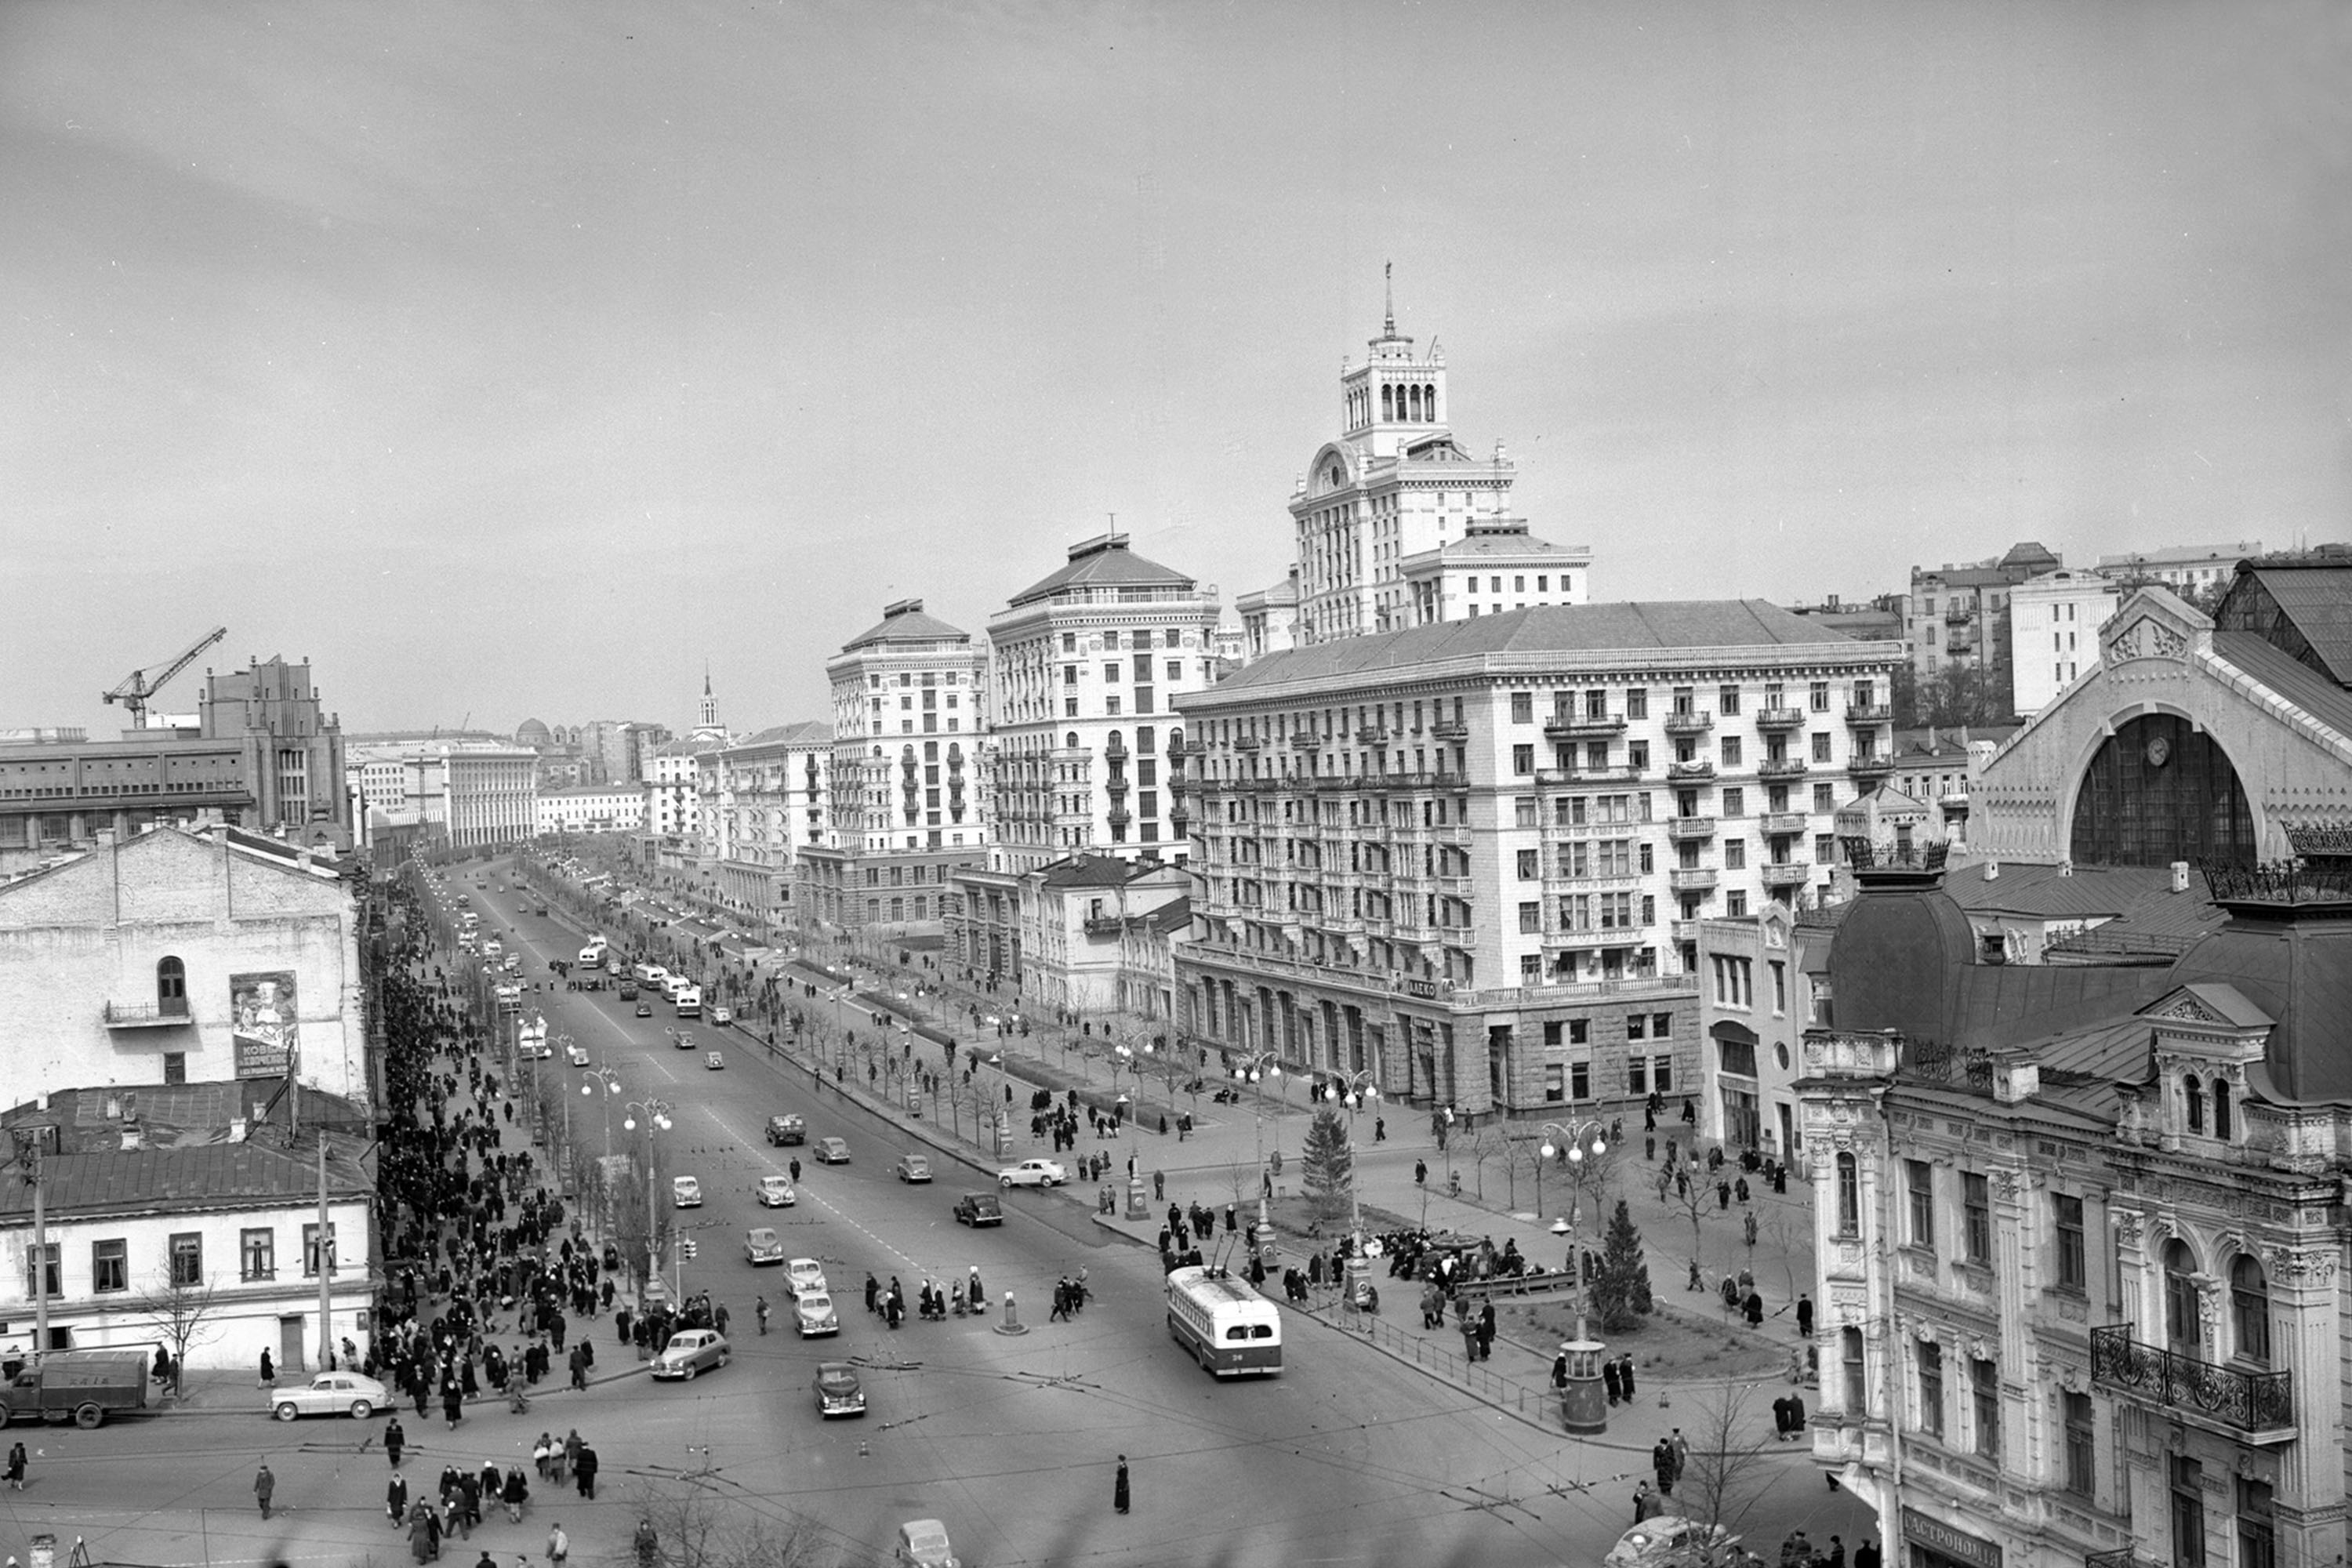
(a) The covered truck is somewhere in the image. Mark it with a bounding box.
[0,1349,153,1428]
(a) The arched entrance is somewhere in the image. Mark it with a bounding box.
[2069,714,2255,867]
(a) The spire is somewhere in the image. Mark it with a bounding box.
[702,661,712,699]
[1383,261,1395,338]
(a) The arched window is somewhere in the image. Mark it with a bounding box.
[1381,385,1393,420]
[2162,1239,2201,1352]
[2213,1079,2233,1140]
[1408,385,1422,421]
[155,956,187,1018]
[1425,383,1436,418]
[2184,1075,2205,1134]
[1065,732,1079,750]
[1835,1152,1859,1236]
[2230,1254,2270,1364]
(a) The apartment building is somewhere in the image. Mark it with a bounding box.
[703,721,831,930]
[1171,600,1900,1117]
[2009,569,2120,717]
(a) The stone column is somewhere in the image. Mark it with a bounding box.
[2266,1245,2343,1568]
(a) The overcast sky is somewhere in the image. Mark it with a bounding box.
[6,2,2346,739]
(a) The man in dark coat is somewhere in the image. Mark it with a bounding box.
[1112,1455,1130,1515]
[575,1442,599,1499]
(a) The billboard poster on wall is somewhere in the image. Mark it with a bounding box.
[230,971,299,1079]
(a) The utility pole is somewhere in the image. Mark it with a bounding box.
[317,1133,335,1370]
[27,1142,45,1362]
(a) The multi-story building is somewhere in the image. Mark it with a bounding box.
[0,655,350,873]
[1171,600,1902,1117]
[1237,573,1301,664]
[1008,855,1191,1016]
[642,740,712,842]
[797,600,989,935]
[0,825,369,1107]
[2009,569,2119,718]
[984,533,1224,872]
[705,721,831,931]
[575,720,670,787]
[1399,517,1592,626]
[1692,900,1835,1160]
[1881,724,2017,855]
[2094,539,2264,600]
[1788,594,1906,644]
[343,735,537,850]
[1904,542,2063,709]
[533,785,645,837]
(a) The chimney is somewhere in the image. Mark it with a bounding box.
[2171,860,2190,895]
[1982,858,1999,882]
[2058,858,2074,877]
[230,1117,248,1143]
[119,1128,142,1151]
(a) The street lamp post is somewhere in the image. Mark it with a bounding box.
[580,1067,621,1234]
[1314,1067,1380,1309]
[1539,1118,1612,1435]
[622,1097,675,1301]
[1232,1049,1282,1239]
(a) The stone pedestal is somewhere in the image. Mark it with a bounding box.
[1560,1338,1609,1434]
[1125,1179,1150,1221]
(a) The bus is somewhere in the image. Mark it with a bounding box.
[673,985,702,1018]
[1166,1265,1282,1378]
[577,939,608,971]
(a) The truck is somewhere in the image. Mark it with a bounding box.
[0,1349,153,1428]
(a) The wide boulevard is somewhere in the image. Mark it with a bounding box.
[0,878,1658,1568]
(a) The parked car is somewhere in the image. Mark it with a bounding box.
[812,1360,865,1417]
[745,1227,786,1266]
[811,1137,850,1164]
[711,1005,733,1026]
[894,1519,960,1568]
[673,1175,702,1208]
[794,1290,840,1338]
[894,1153,932,1184]
[953,1192,1004,1227]
[756,1175,796,1208]
[1604,1519,1744,1568]
[997,1158,1068,1189]
[786,1258,829,1298]
[270,1370,390,1422]
[649,1329,730,1381]
[766,1115,805,1145]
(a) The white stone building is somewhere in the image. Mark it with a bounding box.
[533,785,645,837]
[343,735,537,850]
[1400,517,1592,626]
[984,534,1224,873]
[0,827,368,1109]
[704,721,832,930]
[2009,568,2119,718]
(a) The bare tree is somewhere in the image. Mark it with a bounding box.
[1452,1120,1504,1202]
[136,1267,223,1394]
[1666,1162,1719,1300]
[629,1475,837,1568]
[1674,1383,1780,1548]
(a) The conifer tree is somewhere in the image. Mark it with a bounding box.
[1592,1197,1654,1331]
[1298,1109,1356,1227]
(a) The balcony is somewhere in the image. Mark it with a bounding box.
[1105,736,1130,762]
[1757,758,1809,780]
[1668,867,1718,893]
[1762,862,1811,890]
[1946,603,1973,624]
[1428,720,1468,742]
[1536,765,1649,786]
[1846,703,1893,726]
[1544,713,1627,741]
[1666,815,1718,843]
[1666,759,1716,782]
[1355,725,1391,745]
[1107,806,1133,829]
[1290,732,1323,752]
[2086,1551,2139,1568]
[1662,710,1714,735]
[1103,775,1128,797]
[1755,706,1806,731]
[103,999,193,1029]
[1233,736,1262,752]
[2090,1325,2294,1441]
[1849,755,1895,784]
[1760,811,1808,837]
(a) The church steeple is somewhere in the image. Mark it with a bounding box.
[693,664,724,742]
[1338,264,1448,449]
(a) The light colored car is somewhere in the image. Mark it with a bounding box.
[997,1158,1068,1189]
[649,1328,730,1381]
[894,1153,932,1184]
[757,1175,796,1208]
[895,1519,960,1568]
[795,1290,840,1338]
[565,1042,590,1066]
[711,1006,733,1026]
[673,1175,702,1207]
[270,1370,390,1421]
[813,1360,864,1416]
[706,1050,724,1070]
[786,1258,829,1298]
[745,1227,786,1265]
[1604,1519,1745,1568]
[811,1137,850,1164]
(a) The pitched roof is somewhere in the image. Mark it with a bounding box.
[2216,632,2352,739]
[731,720,834,749]
[2240,564,2352,687]
[1007,536,1197,607]
[840,604,971,651]
[1204,600,1871,693]
[0,1139,371,1220]
[1433,526,1584,561]
[1038,855,1154,889]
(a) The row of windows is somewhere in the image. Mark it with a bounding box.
[25,1224,337,1298]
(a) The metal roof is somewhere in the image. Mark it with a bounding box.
[2240,565,2352,688]
[840,604,972,651]
[1007,536,1198,607]
[2214,633,2352,739]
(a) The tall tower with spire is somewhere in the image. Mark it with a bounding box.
[691,666,728,744]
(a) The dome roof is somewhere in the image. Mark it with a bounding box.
[516,718,552,745]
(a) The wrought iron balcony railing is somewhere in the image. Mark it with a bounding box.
[2090,1324,2293,1437]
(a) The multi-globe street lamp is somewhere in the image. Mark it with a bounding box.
[1538,1117,1612,1435]
[1313,1066,1381,1308]
[1232,1048,1283,1232]
[622,1097,676,1297]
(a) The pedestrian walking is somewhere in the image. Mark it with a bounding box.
[387,1472,409,1525]
[1414,1158,1427,1186]
[1796,1293,1815,1337]
[1773,1394,1792,1441]
[1602,1356,1623,1405]
[1632,1479,1656,1522]
[255,1461,276,1519]
[546,1521,569,1566]
[259,1348,276,1388]
[1651,1438,1675,1497]
[575,1443,599,1499]
[1744,1290,1766,1327]
[1112,1455,1130,1515]
[1617,1353,1637,1399]
[5,1442,25,1490]
[386,1415,405,1468]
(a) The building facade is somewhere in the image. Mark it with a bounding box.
[704,721,831,930]
[533,785,646,837]
[1171,600,1902,1117]
[1236,574,1301,664]
[1692,901,1834,1160]
[1399,517,1593,626]
[0,827,369,1109]
[797,601,989,935]
[984,534,1224,873]
[343,736,537,850]
[643,740,713,842]
[2095,540,2265,601]
[1904,542,2064,710]
[2009,570,2120,719]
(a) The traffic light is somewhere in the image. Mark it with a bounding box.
[681,1238,699,1260]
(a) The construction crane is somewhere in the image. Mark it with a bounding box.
[103,626,228,727]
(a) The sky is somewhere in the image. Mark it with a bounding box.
[5,1,2347,739]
